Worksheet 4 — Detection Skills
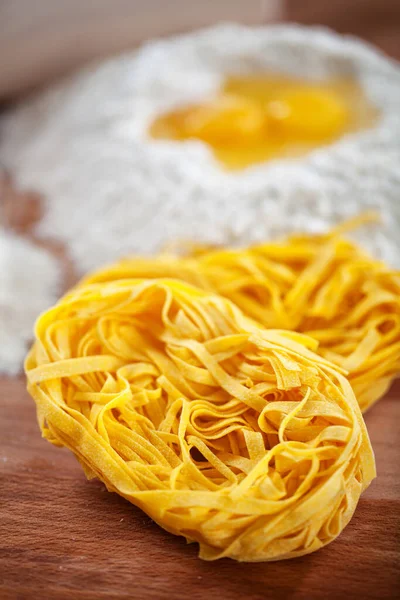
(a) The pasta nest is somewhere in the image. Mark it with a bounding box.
[83,218,400,413]
[26,278,375,561]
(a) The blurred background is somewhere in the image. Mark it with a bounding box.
[1,0,399,101]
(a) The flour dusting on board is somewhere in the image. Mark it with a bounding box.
[1,24,400,273]
[0,229,60,374]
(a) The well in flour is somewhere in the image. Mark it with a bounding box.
[1,24,399,273]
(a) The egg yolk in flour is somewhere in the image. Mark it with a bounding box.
[149,76,376,170]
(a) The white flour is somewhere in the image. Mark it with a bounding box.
[1,24,400,273]
[0,229,60,374]
[1,24,400,375]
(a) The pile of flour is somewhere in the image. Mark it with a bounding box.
[1,24,400,273]
[1,24,400,374]
[0,229,60,374]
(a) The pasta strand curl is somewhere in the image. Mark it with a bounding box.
[26,278,375,561]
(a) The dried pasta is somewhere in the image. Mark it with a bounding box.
[83,218,400,412]
[26,278,375,561]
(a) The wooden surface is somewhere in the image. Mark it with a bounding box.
[1,376,399,600]
[1,1,400,598]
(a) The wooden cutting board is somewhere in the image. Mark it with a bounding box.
[1,4,399,594]
[1,375,399,600]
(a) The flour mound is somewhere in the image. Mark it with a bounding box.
[1,24,400,273]
[0,229,60,375]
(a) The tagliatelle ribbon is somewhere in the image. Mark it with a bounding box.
[26,278,375,561]
[83,215,400,412]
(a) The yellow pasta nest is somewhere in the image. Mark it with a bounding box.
[26,278,375,561]
[83,218,400,413]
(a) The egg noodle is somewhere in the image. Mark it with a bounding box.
[83,215,400,413]
[26,277,375,561]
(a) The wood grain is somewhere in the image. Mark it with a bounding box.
[1,376,399,600]
[1,2,400,597]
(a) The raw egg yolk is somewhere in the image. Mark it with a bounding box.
[149,76,375,170]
